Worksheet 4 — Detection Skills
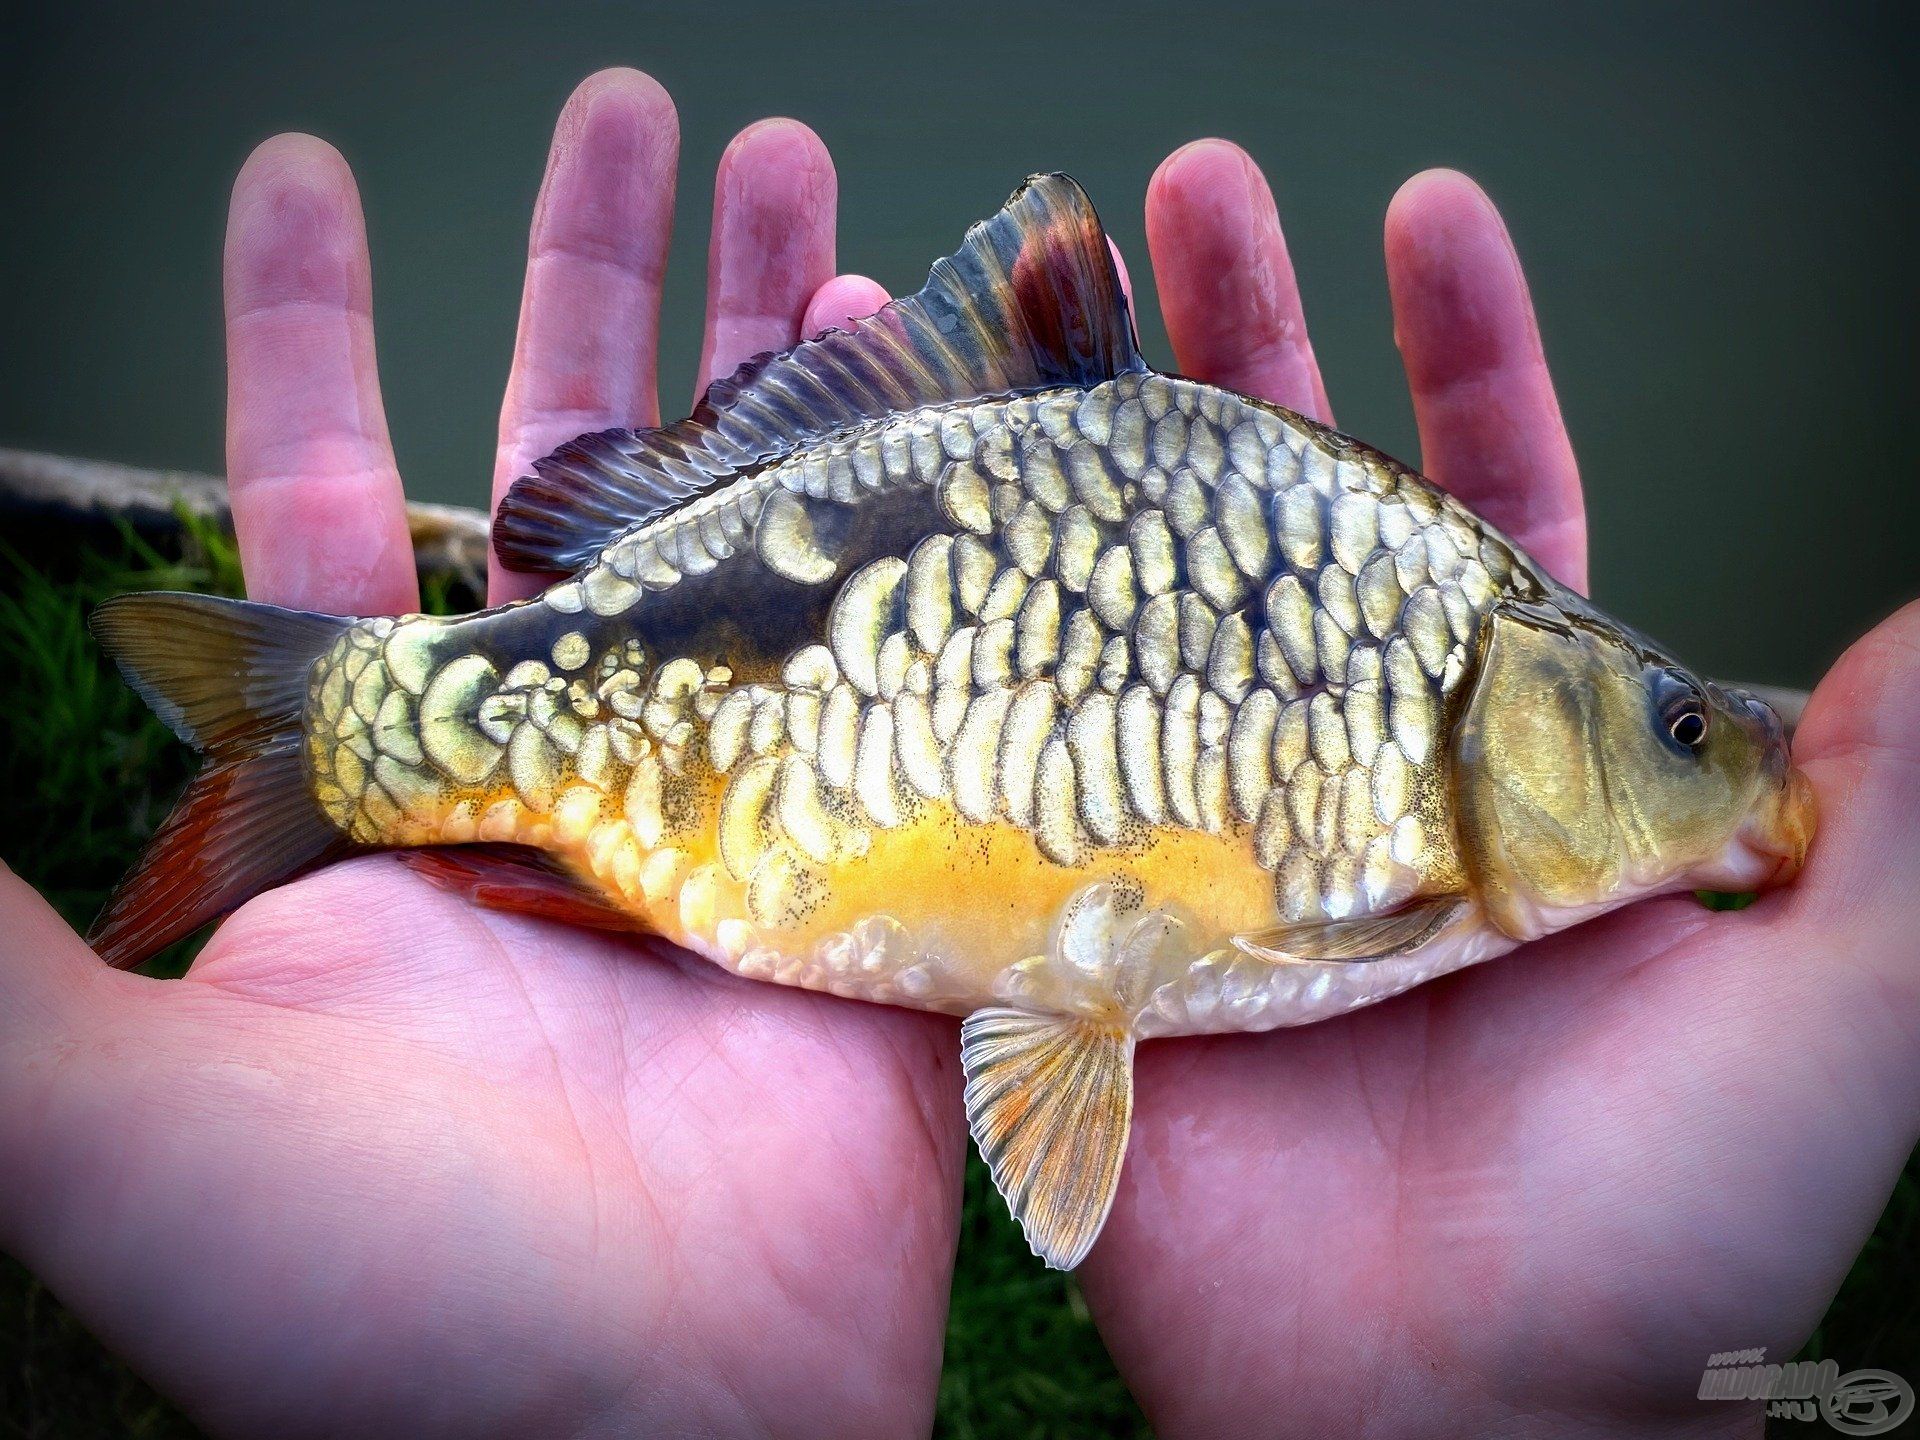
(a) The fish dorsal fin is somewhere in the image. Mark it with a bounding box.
[1232,895,1466,965]
[494,173,1143,574]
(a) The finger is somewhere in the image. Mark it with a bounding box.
[1107,238,1136,314]
[0,861,140,1251]
[1385,170,1586,590]
[801,274,890,338]
[1791,598,1920,923]
[1763,600,1920,1139]
[0,861,112,1047]
[1145,139,1332,422]
[224,135,416,616]
[490,68,679,602]
[696,119,838,392]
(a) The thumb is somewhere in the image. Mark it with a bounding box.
[1784,596,1920,1098]
[1792,598,1920,919]
[0,860,128,1249]
[0,857,108,1045]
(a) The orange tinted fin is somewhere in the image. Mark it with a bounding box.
[493,173,1142,573]
[961,1007,1136,1271]
[88,593,355,969]
[399,845,645,933]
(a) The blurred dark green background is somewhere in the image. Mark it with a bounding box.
[4,0,1915,687]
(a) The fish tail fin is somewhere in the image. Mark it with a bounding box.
[87,592,355,969]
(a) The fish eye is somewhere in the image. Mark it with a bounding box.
[1668,706,1707,749]
[1650,670,1709,755]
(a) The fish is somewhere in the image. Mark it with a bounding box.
[89,174,1816,1269]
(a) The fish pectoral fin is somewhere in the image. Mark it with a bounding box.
[399,844,648,934]
[1232,895,1466,965]
[961,1007,1135,1271]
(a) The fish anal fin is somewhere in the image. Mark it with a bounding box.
[961,1007,1135,1271]
[399,845,646,934]
[494,173,1142,574]
[1233,895,1466,965]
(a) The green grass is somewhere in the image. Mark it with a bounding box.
[0,527,1911,1437]
[0,523,247,984]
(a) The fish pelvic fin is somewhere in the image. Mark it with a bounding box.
[1232,895,1467,965]
[494,173,1144,575]
[87,592,354,969]
[961,1006,1136,1271]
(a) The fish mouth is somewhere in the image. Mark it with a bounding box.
[1729,689,1817,888]
[1689,768,1814,895]
[1695,690,1816,893]
[1754,766,1817,887]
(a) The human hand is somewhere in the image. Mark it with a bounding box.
[1058,143,1919,1438]
[0,69,963,1439]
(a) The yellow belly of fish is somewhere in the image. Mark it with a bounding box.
[409,776,1273,1015]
